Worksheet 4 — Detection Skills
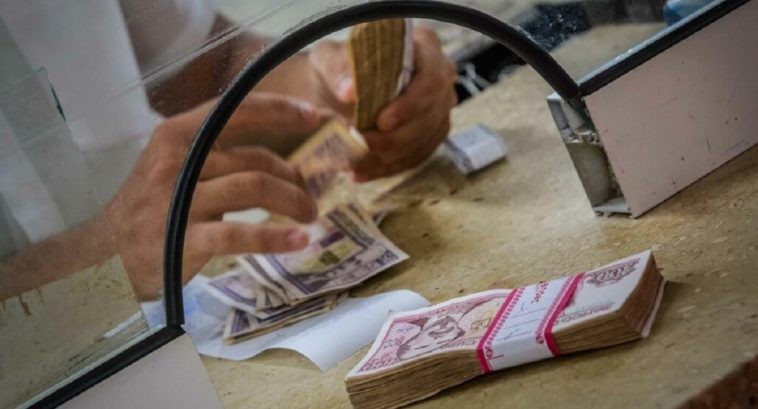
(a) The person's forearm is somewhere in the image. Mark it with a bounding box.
[253,52,321,101]
[0,215,116,301]
[214,33,326,105]
[144,15,257,117]
[146,15,344,117]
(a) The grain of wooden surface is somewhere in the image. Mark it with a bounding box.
[203,24,758,409]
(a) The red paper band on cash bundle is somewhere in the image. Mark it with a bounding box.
[476,273,584,373]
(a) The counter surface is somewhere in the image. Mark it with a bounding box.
[204,24,758,409]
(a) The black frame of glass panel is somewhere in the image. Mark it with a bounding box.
[29,0,748,406]
[29,326,184,408]
[579,0,750,94]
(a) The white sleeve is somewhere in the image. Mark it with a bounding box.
[0,111,65,243]
[120,0,220,74]
[2,0,158,151]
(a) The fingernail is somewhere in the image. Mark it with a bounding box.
[287,230,309,248]
[336,77,353,101]
[296,101,319,124]
[381,115,398,131]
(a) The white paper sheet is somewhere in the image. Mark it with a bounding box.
[142,275,429,371]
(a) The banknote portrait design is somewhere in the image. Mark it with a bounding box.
[396,297,503,361]
[263,209,399,295]
[397,316,465,360]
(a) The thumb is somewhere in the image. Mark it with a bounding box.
[309,41,356,103]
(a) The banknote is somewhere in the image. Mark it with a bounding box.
[252,278,267,311]
[205,268,261,314]
[552,249,660,334]
[238,205,408,304]
[345,250,664,409]
[371,210,389,226]
[350,19,414,131]
[259,285,285,310]
[345,202,385,235]
[206,268,287,315]
[252,276,286,310]
[347,202,390,227]
[223,293,340,343]
[248,292,341,321]
[288,120,368,197]
[350,250,661,376]
[350,290,510,375]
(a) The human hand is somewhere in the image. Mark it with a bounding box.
[309,26,457,181]
[105,93,321,299]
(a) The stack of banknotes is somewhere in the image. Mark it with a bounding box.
[349,18,414,131]
[290,16,412,199]
[345,250,665,409]
[206,203,407,344]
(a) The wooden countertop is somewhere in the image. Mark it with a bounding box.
[203,24,758,409]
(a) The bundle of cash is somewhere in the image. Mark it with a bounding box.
[287,19,413,200]
[207,204,409,343]
[345,250,665,409]
[349,19,414,131]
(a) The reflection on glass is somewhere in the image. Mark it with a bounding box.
[216,0,707,96]
[0,68,148,407]
[1,1,369,405]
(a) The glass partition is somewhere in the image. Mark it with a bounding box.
[0,68,149,408]
[213,0,714,100]
[0,0,722,407]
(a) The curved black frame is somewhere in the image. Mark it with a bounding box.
[31,0,750,406]
[162,0,585,327]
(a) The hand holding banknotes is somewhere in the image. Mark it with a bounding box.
[309,26,458,181]
[1,24,455,302]
[105,93,321,299]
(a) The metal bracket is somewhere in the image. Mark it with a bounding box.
[547,93,630,216]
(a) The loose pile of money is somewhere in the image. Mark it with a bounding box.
[345,250,665,409]
[349,19,414,131]
[206,204,408,343]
